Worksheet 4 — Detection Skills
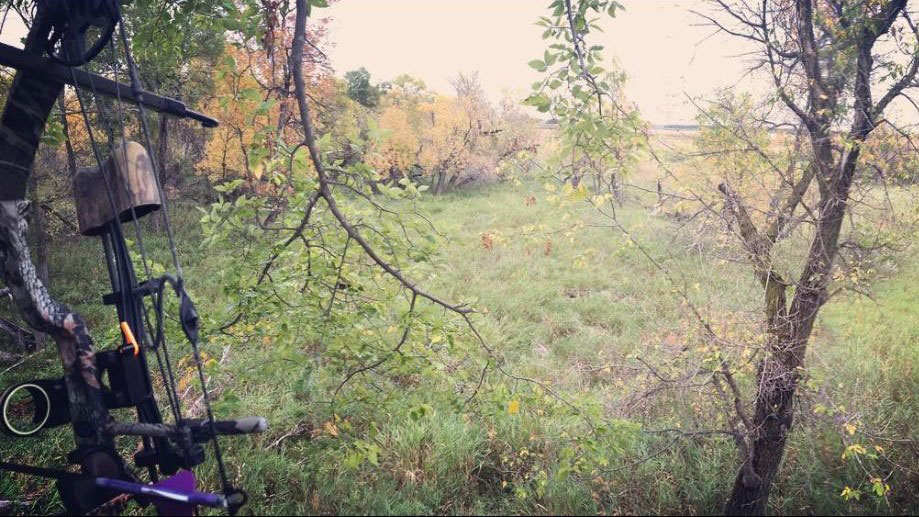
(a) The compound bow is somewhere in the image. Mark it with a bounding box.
[0,1,264,515]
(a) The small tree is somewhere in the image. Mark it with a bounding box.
[528,0,919,514]
[526,0,641,197]
[344,67,382,108]
[700,1,919,513]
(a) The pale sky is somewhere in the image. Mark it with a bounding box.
[0,2,913,125]
[318,0,763,125]
[0,1,773,124]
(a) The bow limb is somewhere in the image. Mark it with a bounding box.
[0,9,64,200]
[0,201,112,450]
[0,18,113,454]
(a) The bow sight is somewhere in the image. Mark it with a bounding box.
[0,1,264,515]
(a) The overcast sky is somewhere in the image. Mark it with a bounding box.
[318,0,765,125]
[5,1,910,126]
[0,1,774,125]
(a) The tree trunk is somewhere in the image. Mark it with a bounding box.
[157,117,169,186]
[152,118,169,231]
[434,170,446,195]
[725,353,799,515]
[611,172,623,204]
[726,148,855,514]
[59,98,79,179]
[368,177,382,195]
[447,171,460,191]
[26,179,49,288]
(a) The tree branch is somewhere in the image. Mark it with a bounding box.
[290,0,471,315]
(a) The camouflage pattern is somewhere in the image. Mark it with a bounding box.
[0,9,110,448]
[0,200,111,447]
[73,140,162,235]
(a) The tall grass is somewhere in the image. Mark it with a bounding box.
[2,171,918,514]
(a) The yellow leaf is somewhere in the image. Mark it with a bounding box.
[508,399,520,415]
[251,161,264,180]
[844,423,857,436]
[323,421,339,437]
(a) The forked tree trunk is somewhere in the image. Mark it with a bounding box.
[725,147,857,514]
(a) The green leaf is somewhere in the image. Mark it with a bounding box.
[524,93,551,112]
[240,87,262,102]
[528,59,547,72]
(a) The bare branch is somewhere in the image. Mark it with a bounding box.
[290,0,472,316]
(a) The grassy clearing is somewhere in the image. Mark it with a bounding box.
[2,154,918,515]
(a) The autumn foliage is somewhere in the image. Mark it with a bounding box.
[196,29,541,196]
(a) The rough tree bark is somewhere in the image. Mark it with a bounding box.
[59,98,80,178]
[26,172,49,350]
[710,1,915,514]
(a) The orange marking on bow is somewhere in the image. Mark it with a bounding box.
[120,321,139,357]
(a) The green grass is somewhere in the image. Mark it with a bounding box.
[2,174,918,515]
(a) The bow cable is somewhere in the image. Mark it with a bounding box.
[111,10,239,508]
[103,37,185,431]
[54,1,239,513]
[0,2,257,515]
[62,0,187,438]
[61,13,161,483]
[112,8,238,508]
[85,2,238,512]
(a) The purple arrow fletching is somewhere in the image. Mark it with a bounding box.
[153,470,208,516]
[94,474,226,512]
